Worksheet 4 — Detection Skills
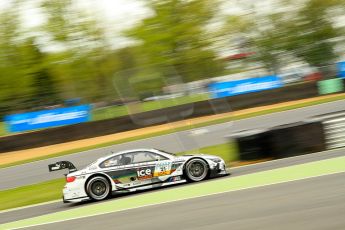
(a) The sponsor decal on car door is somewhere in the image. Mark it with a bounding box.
[136,166,155,180]
[154,161,173,177]
[105,164,156,189]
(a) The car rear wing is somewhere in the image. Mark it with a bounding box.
[48,161,77,173]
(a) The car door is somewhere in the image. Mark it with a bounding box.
[128,151,173,183]
[99,151,171,190]
[99,154,138,190]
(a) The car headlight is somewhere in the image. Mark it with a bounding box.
[210,158,222,163]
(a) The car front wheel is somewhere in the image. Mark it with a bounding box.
[185,159,209,182]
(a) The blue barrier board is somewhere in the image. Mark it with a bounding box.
[209,75,283,98]
[5,105,91,133]
[338,62,345,78]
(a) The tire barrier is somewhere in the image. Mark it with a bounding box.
[312,111,345,149]
[230,121,327,161]
[229,129,270,161]
[268,121,326,159]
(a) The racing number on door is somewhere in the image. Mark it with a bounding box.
[154,162,172,176]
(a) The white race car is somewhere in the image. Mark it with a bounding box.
[48,149,228,203]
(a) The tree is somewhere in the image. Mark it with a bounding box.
[125,0,225,84]
[283,0,345,69]
[0,2,34,116]
[40,0,115,102]
[21,38,60,107]
[222,0,345,75]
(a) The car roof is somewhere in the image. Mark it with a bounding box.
[97,148,162,162]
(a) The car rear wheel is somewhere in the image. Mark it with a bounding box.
[86,176,111,201]
[185,159,209,182]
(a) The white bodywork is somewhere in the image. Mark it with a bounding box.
[61,149,227,203]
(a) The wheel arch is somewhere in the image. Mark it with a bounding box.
[183,157,210,170]
[84,173,113,196]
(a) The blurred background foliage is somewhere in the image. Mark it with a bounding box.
[0,0,344,118]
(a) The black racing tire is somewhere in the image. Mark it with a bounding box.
[185,158,209,182]
[86,176,111,201]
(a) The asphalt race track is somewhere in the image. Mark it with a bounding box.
[1,99,345,190]
[1,150,344,226]
[26,172,345,230]
[2,158,345,229]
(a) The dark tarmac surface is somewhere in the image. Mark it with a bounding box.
[26,172,345,230]
[1,149,344,225]
[1,99,345,190]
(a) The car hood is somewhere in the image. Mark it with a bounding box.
[178,153,221,160]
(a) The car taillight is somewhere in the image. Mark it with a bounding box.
[66,176,76,183]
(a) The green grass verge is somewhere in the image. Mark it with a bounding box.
[0,143,238,211]
[2,156,345,229]
[140,94,209,112]
[91,94,209,121]
[0,122,6,136]
[0,178,65,211]
[182,142,239,164]
[2,94,345,169]
[92,105,129,121]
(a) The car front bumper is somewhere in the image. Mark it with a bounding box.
[209,161,229,178]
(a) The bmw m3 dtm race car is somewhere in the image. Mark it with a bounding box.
[48,149,228,203]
